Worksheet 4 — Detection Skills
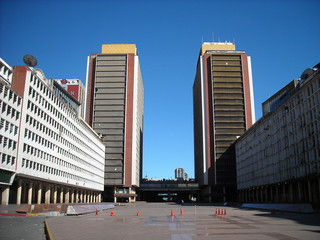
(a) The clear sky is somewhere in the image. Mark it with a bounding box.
[1,0,319,179]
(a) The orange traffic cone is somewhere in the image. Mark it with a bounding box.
[96,209,98,215]
[224,209,227,215]
[110,210,114,216]
[180,208,183,215]
[137,211,140,216]
[171,209,174,216]
[215,208,218,215]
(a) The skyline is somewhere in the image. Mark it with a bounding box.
[1,0,320,179]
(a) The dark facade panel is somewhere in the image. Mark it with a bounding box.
[94,117,124,123]
[211,54,246,186]
[92,55,127,186]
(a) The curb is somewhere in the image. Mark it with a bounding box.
[44,219,54,240]
[0,213,29,217]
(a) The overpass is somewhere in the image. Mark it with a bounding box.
[138,179,200,202]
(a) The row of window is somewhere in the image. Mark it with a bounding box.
[22,158,84,182]
[0,83,22,106]
[0,100,20,121]
[0,117,19,136]
[28,86,99,162]
[0,135,17,151]
[1,152,16,166]
[24,114,100,171]
[29,75,91,143]
[22,134,97,177]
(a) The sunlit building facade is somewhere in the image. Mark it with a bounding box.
[86,44,144,202]
[56,79,86,119]
[0,57,105,205]
[193,42,255,202]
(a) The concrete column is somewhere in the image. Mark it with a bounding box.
[282,184,286,202]
[37,183,42,205]
[22,182,27,203]
[318,178,320,205]
[27,182,33,205]
[222,186,225,203]
[1,186,10,205]
[53,186,57,204]
[80,191,83,203]
[84,192,87,203]
[264,187,268,202]
[260,188,263,202]
[65,188,69,204]
[298,181,302,202]
[90,192,93,203]
[289,183,294,203]
[76,190,79,203]
[17,179,22,205]
[275,185,279,202]
[71,189,74,204]
[270,186,273,202]
[60,187,64,204]
[114,187,117,203]
[45,184,51,204]
[308,180,312,203]
[98,193,101,203]
[311,180,317,204]
[246,189,248,202]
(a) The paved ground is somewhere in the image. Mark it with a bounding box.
[0,215,47,240]
[45,202,320,240]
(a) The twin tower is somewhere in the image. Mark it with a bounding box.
[86,43,255,202]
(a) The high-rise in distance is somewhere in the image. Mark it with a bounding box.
[85,44,144,202]
[193,42,255,202]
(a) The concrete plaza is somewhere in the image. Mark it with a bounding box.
[46,202,320,240]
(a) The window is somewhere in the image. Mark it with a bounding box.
[2,102,7,113]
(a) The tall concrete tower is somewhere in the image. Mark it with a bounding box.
[86,44,144,202]
[193,42,255,202]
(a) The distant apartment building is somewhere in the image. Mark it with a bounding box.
[56,79,86,119]
[85,44,144,203]
[175,168,184,180]
[0,57,105,205]
[193,42,255,202]
[236,63,320,208]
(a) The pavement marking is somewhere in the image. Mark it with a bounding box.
[44,219,55,240]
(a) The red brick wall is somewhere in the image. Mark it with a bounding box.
[12,66,28,97]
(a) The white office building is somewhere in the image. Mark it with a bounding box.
[0,58,105,205]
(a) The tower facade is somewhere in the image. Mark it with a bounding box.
[86,44,144,202]
[56,79,86,119]
[193,42,255,202]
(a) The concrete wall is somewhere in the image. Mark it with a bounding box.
[236,69,320,207]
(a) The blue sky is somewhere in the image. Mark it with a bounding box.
[1,0,319,179]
